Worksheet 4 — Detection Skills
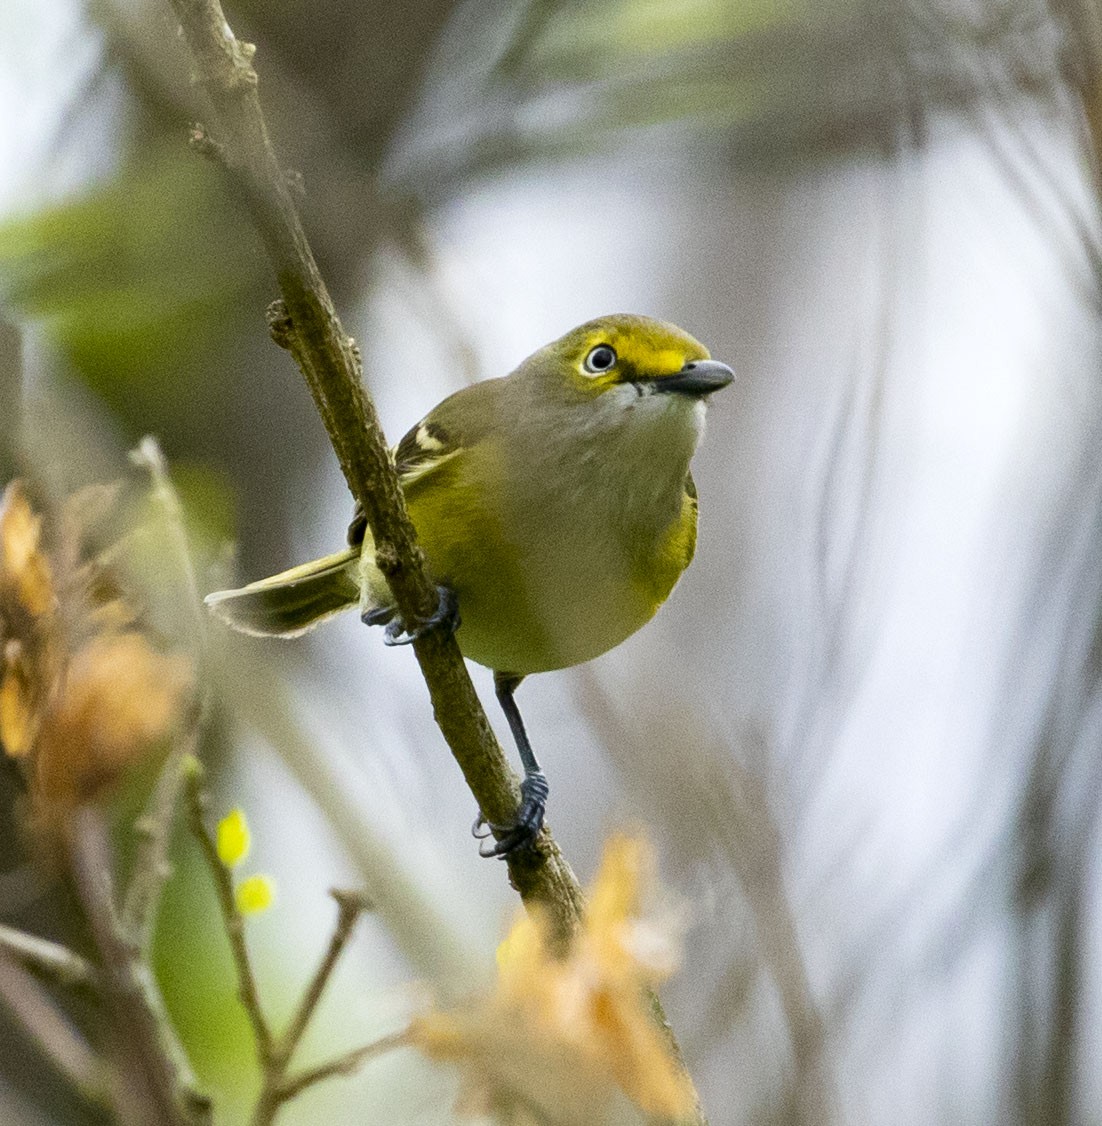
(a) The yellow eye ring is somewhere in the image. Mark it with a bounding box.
[582,344,617,375]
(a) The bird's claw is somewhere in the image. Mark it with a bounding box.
[374,585,459,646]
[473,772,549,859]
[360,606,395,628]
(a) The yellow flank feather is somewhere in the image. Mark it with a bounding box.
[636,478,698,611]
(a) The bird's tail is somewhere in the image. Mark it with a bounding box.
[204,546,361,637]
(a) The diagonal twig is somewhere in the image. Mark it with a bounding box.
[0,923,96,989]
[70,807,211,1126]
[183,762,396,1125]
[273,1029,410,1104]
[0,948,105,1099]
[122,436,210,953]
[122,723,203,957]
[249,889,382,1126]
[182,760,273,1063]
[271,888,372,1071]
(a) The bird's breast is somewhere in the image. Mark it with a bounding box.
[408,392,704,675]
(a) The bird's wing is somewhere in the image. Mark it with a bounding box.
[346,377,505,547]
[393,417,463,485]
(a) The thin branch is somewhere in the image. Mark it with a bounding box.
[183,760,273,1063]
[163,0,586,943]
[122,436,210,951]
[247,889,372,1125]
[274,1029,410,1104]
[0,948,106,1100]
[70,807,211,1126]
[0,922,96,989]
[129,434,210,660]
[271,888,372,1071]
[122,725,202,955]
[185,760,388,1125]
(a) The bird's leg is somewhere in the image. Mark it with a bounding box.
[366,584,460,645]
[474,672,549,858]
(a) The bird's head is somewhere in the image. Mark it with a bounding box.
[526,314,734,406]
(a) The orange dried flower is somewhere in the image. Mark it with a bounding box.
[0,482,63,759]
[411,834,693,1125]
[0,479,194,852]
[32,634,193,822]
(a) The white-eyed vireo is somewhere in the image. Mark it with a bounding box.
[206,314,733,855]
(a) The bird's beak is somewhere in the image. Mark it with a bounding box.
[652,359,735,397]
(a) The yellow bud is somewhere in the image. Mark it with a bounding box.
[216,807,251,868]
[236,874,275,915]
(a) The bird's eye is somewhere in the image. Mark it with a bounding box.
[583,344,617,374]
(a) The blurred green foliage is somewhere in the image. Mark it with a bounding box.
[0,143,265,443]
[154,836,261,1115]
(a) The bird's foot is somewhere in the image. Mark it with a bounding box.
[472,772,549,859]
[368,585,459,646]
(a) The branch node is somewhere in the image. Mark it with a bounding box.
[187,122,225,163]
[266,299,294,350]
[374,542,401,577]
[329,887,373,916]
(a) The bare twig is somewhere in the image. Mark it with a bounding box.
[184,762,396,1124]
[122,726,202,956]
[0,948,105,1099]
[70,807,211,1126]
[183,760,273,1063]
[129,434,209,658]
[272,888,372,1070]
[273,1029,410,1104]
[0,922,96,989]
[122,436,210,951]
[249,890,382,1126]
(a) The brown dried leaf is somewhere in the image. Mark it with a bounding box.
[0,481,55,618]
[412,835,692,1124]
[0,659,37,758]
[0,478,198,860]
[34,633,194,812]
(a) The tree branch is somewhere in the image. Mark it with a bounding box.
[122,725,202,957]
[182,761,273,1064]
[184,763,392,1124]
[273,1029,410,1104]
[122,436,211,952]
[0,923,96,989]
[69,807,211,1126]
[0,948,106,1101]
[129,435,210,661]
[248,889,382,1126]
[271,888,372,1072]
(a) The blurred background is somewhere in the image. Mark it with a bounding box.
[4,0,1102,1122]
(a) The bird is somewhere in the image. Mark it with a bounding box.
[205,314,734,856]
